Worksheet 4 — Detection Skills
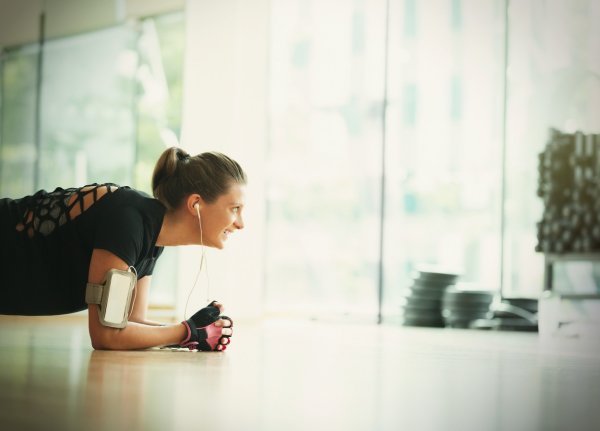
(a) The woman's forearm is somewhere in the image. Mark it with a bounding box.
[88,305,185,350]
[130,318,171,327]
[93,322,186,350]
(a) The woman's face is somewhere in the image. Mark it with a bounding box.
[198,183,245,249]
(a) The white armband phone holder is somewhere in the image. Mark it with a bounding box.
[85,269,136,328]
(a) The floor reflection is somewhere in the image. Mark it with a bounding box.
[1,316,599,431]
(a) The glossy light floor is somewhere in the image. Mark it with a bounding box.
[0,315,599,431]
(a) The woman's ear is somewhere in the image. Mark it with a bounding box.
[186,194,204,215]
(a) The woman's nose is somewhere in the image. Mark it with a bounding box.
[234,214,244,230]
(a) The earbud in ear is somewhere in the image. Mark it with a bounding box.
[194,202,201,210]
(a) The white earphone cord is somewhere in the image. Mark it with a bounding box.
[183,205,211,320]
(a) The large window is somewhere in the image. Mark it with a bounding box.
[267,0,505,321]
[0,45,38,197]
[39,26,137,189]
[266,0,386,318]
[0,12,185,308]
[382,0,505,319]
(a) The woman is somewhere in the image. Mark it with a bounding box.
[0,147,246,351]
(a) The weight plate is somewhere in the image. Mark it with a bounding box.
[413,278,455,290]
[400,296,442,310]
[401,309,443,320]
[404,287,446,300]
[443,289,495,302]
[402,316,445,328]
[416,271,460,284]
[442,300,494,310]
[442,309,492,320]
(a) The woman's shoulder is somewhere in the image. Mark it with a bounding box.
[106,186,166,226]
[112,186,163,209]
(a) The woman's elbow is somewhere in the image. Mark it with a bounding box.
[90,330,109,350]
[88,306,118,350]
[89,325,120,350]
[91,338,105,350]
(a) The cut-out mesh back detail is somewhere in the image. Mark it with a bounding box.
[16,184,118,238]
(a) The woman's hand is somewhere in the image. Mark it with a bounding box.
[179,301,233,351]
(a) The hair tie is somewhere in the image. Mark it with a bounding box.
[177,151,190,162]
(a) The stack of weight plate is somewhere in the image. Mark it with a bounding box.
[442,286,494,328]
[400,268,460,328]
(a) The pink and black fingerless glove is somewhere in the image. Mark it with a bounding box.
[180,302,233,351]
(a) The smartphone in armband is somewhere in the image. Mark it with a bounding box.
[85,269,136,328]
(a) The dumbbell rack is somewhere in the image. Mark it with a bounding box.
[536,128,600,294]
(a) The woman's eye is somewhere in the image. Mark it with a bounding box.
[232,207,239,213]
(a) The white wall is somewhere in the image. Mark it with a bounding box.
[178,0,269,320]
